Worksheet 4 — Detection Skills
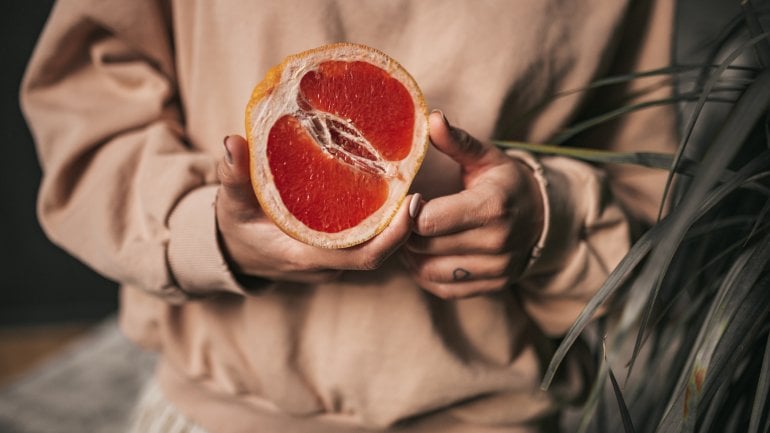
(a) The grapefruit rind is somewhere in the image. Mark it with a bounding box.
[245,43,429,249]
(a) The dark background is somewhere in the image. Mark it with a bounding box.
[1,2,118,325]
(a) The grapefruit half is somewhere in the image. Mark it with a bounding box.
[245,43,429,249]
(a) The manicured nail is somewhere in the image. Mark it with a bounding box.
[431,109,449,127]
[409,193,422,218]
[223,136,233,164]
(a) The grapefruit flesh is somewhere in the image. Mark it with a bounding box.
[246,43,428,248]
[299,61,415,161]
[267,115,389,233]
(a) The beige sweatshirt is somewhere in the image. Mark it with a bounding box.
[22,0,675,432]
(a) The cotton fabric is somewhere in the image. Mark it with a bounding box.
[22,1,675,432]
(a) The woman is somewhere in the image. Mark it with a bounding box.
[22,0,675,431]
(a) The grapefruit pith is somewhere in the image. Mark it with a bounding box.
[245,43,429,249]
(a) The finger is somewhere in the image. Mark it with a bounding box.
[281,194,418,271]
[217,135,260,213]
[406,226,512,255]
[429,110,504,173]
[414,186,505,236]
[402,251,513,283]
[321,193,418,270]
[416,276,510,300]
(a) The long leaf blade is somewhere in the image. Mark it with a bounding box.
[542,153,770,391]
[608,363,637,433]
[493,140,673,169]
[749,331,770,433]
[656,232,770,432]
[623,67,770,384]
[552,97,736,146]
[658,32,770,222]
[540,220,663,389]
[740,0,770,68]
[615,156,770,362]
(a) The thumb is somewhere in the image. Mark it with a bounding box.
[217,135,260,213]
[429,110,502,172]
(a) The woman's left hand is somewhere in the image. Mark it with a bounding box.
[402,111,545,299]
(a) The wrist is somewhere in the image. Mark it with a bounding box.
[506,151,550,275]
[214,187,273,287]
[168,185,259,296]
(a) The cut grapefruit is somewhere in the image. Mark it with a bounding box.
[245,43,429,249]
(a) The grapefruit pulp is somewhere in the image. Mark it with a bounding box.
[245,43,429,248]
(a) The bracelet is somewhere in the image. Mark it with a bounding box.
[504,149,550,274]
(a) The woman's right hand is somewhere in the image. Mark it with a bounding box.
[216,135,418,284]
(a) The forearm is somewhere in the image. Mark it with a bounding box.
[513,0,676,335]
[22,0,248,300]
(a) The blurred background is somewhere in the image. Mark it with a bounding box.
[1,8,154,431]
[0,1,118,385]
[1,1,766,433]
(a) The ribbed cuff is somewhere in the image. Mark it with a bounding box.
[167,185,254,296]
[505,150,590,278]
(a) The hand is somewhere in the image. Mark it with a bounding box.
[216,135,418,284]
[402,111,544,299]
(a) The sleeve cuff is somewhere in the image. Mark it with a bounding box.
[508,151,600,279]
[508,153,632,335]
[504,150,550,274]
[167,185,262,296]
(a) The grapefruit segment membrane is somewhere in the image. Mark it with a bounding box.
[245,43,429,248]
[267,114,389,233]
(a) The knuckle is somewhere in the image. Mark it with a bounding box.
[452,128,483,157]
[283,247,314,272]
[416,211,438,236]
[487,233,510,254]
[481,189,509,221]
[485,255,511,278]
[416,259,440,282]
[359,251,385,270]
[431,284,460,300]
[487,278,510,293]
[454,128,472,146]
[500,255,515,276]
[216,160,234,185]
[422,281,443,298]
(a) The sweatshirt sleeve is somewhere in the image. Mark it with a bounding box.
[21,0,253,302]
[513,0,677,336]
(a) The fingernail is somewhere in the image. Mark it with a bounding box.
[431,109,449,127]
[409,193,422,219]
[223,136,233,164]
